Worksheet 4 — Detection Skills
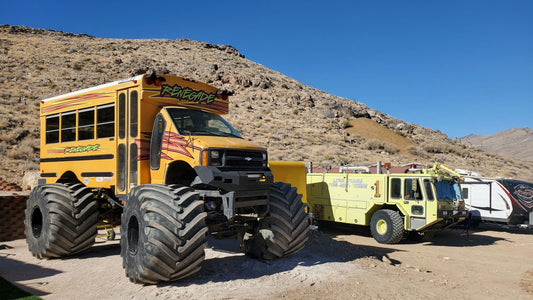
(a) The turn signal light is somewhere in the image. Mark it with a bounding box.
[202,151,209,166]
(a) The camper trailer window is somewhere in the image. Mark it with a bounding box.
[461,188,469,199]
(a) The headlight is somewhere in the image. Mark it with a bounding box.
[201,150,222,166]
[262,152,268,167]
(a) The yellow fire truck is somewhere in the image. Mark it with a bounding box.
[25,73,309,283]
[306,163,467,243]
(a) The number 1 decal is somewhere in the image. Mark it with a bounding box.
[374,180,381,197]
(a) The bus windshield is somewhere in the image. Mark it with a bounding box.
[167,108,242,138]
[434,181,463,201]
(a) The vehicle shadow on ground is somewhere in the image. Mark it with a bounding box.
[472,223,533,235]
[0,251,61,297]
[422,229,507,247]
[161,230,399,287]
[313,221,508,248]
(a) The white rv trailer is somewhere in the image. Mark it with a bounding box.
[460,176,533,227]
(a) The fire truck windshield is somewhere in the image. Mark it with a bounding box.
[435,181,463,201]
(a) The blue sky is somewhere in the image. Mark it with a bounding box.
[2,1,532,138]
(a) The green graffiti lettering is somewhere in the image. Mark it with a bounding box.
[161,85,173,95]
[160,84,217,105]
[63,144,100,154]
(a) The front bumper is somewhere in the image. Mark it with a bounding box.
[192,166,274,219]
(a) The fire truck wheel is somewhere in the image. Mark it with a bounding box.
[241,182,310,260]
[370,209,404,244]
[121,184,208,284]
[25,183,98,258]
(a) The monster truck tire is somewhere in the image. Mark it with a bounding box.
[241,182,309,260]
[121,184,208,284]
[370,209,404,244]
[25,183,98,258]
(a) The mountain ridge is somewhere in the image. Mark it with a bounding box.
[460,127,533,161]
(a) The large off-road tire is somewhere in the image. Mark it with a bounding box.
[121,184,208,284]
[370,209,404,244]
[241,182,310,260]
[24,183,98,258]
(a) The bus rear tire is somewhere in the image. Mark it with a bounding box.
[25,183,98,258]
[370,209,404,244]
[120,184,208,284]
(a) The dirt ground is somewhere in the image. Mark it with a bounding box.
[1,223,532,300]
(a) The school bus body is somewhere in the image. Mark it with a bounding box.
[39,74,258,194]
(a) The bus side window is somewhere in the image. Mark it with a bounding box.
[45,114,60,144]
[78,107,95,140]
[61,111,76,142]
[391,178,401,199]
[424,179,434,201]
[97,104,115,138]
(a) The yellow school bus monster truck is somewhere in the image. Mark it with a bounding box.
[25,74,309,284]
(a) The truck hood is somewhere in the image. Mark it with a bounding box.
[191,135,266,151]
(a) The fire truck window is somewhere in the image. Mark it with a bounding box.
[61,111,76,142]
[97,104,115,138]
[118,93,126,139]
[424,179,434,201]
[78,107,95,140]
[391,178,401,198]
[130,91,138,138]
[404,179,423,200]
[45,114,60,144]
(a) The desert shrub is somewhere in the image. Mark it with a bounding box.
[395,130,406,137]
[0,141,6,155]
[342,118,352,129]
[382,142,399,154]
[407,145,427,158]
[0,131,17,142]
[292,109,299,115]
[337,157,349,165]
[364,139,382,150]
[424,143,455,154]
[364,139,399,154]
[434,154,447,163]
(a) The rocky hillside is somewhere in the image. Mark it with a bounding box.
[1,25,532,186]
[460,128,533,162]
